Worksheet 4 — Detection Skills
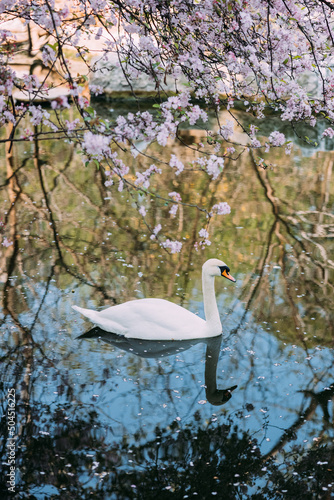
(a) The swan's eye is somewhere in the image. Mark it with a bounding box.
[219,265,236,282]
[219,265,230,275]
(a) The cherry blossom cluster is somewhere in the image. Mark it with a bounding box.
[1,0,334,252]
[0,217,12,247]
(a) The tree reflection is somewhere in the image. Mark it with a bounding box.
[1,117,333,344]
[228,149,334,347]
[1,396,333,498]
[0,114,334,499]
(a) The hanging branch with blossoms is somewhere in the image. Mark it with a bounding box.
[1,0,334,252]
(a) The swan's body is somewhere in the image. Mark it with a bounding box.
[72,258,236,340]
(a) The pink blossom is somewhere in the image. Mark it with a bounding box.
[150,224,162,240]
[164,93,190,109]
[29,106,44,126]
[211,202,231,215]
[42,46,56,66]
[135,165,162,189]
[65,119,80,131]
[0,95,6,113]
[169,155,184,175]
[251,138,262,148]
[90,0,108,12]
[169,205,178,217]
[268,131,286,146]
[89,84,104,95]
[322,128,334,138]
[77,95,89,109]
[82,131,111,160]
[51,96,70,109]
[186,105,208,125]
[23,74,40,91]
[250,124,258,136]
[220,120,234,140]
[285,143,293,155]
[2,237,12,247]
[196,228,211,249]
[105,180,113,187]
[199,228,209,238]
[168,191,182,202]
[156,124,171,146]
[194,155,224,180]
[59,5,70,18]
[162,239,182,253]
[168,191,181,217]
[139,206,147,217]
[94,27,103,40]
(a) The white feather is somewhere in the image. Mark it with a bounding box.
[72,258,236,340]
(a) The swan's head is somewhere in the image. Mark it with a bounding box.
[203,258,236,282]
[207,385,238,406]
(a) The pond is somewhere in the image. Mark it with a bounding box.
[0,104,334,499]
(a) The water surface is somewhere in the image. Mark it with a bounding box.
[0,108,333,499]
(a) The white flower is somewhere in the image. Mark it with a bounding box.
[89,84,104,96]
[268,131,285,146]
[212,202,231,215]
[150,224,162,240]
[169,204,178,217]
[2,237,13,247]
[169,155,184,175]
[168,191,181,202]
[199,228,209,238]
[322,127,334,138]
[82,131,111,160]
[139,206,147,216]
[162,239,182,253]
[0,95,6,113]
[220,120,234,140]
[251,138,261,148]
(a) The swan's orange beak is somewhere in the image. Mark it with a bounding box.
[222,269,236,282]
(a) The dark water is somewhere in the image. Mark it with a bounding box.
[0,107,334,499]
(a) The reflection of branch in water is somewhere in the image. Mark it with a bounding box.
[230,151,333,339]
[228,216,278,335]
[44,162,100,211]
[0,160,78,450]
[262,383,334,462]
[286,156,334,273]
[2,124,32,340]
[78,328,237,406]
[32,130,117,303]
[250,150,307,253]
[253,151,333,276]
[0,157,31,190]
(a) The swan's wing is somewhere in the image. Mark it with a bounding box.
[72,305,127,335]
[98,298,206,340]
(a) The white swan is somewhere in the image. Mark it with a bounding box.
[72,258,236,340]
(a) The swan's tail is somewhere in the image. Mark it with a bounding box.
[72,305,99,322]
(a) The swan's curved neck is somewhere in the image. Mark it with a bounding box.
[205,336,221,399]
[202,271,222,334]
[205,336,236,405]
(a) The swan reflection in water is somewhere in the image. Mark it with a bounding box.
[78,328,237,406]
